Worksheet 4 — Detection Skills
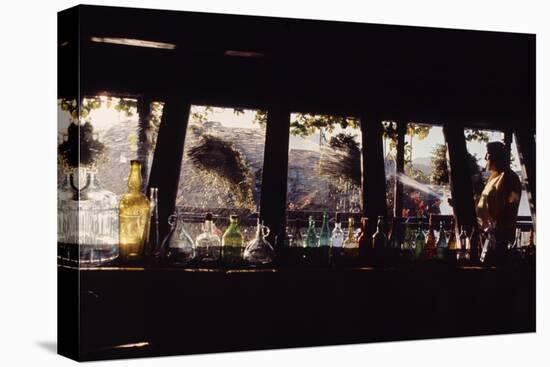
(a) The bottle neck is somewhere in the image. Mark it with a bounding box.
[204,220,215,233]
[128,163,142,193]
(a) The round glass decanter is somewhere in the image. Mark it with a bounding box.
[243,219,275,265]
[161,209,195,266]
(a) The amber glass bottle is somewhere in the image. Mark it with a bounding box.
[119,160,151,262]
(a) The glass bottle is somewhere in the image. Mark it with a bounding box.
[357,217,370,259]
[388,217,401,249]
[195,212,221,263]
[414,222,426,260]
[447,218,457,251]
[436,219,448,260]
[119,160,150,263]
[457,225,470,261]
[331,213,345,248]
[221,214,244,264]
[244,219,275,265]
[526,228,536,257]
[305,216,318,248]
[343,217,358,249]
[291,225,303,248]
[318,211,331,247]
[276,225,293,248]
[162,209,195,265]
[425,214,436,260]
[372,216,387,261]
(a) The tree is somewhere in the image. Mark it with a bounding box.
[430,144,449,185]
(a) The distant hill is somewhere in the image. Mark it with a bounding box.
[412,156,432,175]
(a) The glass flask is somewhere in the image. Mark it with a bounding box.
[160,208,195,265]
[222,215,244,264]
[58,168,119,266]
[119,160,150,263]
[305,216,318,248]
[195,213,221,263]
[244,219,275,265]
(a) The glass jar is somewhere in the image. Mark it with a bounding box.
[58,167,119,266]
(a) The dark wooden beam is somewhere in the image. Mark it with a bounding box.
[514,129,536,227]
[259,98,291,251]
[146,93,192,246]
[443,122,477,232]
[394,122,406,219]
[361,114,388,235]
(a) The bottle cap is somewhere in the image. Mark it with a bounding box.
[206,212,213,221]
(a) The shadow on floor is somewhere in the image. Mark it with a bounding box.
[36,340,57,354]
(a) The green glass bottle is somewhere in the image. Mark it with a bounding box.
[318,211,331,247]
[221,215,244,264]
[305,216,317,248]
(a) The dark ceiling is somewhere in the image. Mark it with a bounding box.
[58,5,535,131]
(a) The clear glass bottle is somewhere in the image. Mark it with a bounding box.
[195,212,221,263]
[222,215,244,264]
[58,168,119,266]
[305,216,317,248]
[436,220,448,260]
[457,225,470,261]
[331,213,345,248]
[119,160,150,263]
[318,211,331,247]
[244,219,275,265]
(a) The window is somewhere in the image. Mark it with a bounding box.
[464,128,532,218]
[402,123,452,218]
[176,105,268,242]
[57,96,164,194]
[285,113,363,237]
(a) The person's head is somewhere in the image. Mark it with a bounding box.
[485,141,507,172]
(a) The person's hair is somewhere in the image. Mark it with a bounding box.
[486,141,507,171]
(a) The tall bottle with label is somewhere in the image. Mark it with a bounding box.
[119,160,150,263]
